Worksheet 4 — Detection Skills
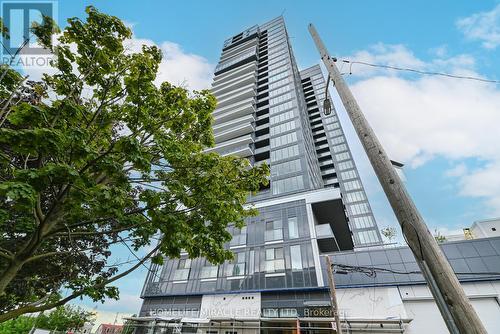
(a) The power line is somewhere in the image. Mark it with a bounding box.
[333,58,500,84]
[118,236,163,282]
[333,263,500,277]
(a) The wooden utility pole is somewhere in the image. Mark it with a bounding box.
[309,24,486,334]
[325,256,343,334]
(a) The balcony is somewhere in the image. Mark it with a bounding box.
[222,25,260,52]
[315,143,329,151]
[211,71,256,96]
[205,134,254,157]
[323,178,338,186]
[254,145,269,155]
[316,151,331,159]
[226,145,254,157]
[319,159,334,167]
[215,85,255,109]
[214,123,255,144]
[220,39,259,62]
[214,46,258,76]
[254,159,270,167]
[213,62,257,86]
[213,98,255,124]
[213,114,255,135]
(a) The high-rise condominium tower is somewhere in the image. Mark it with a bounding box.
[135,17,383,332]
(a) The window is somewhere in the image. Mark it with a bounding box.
[269,92,292,105]
[358,230,380,244]
[172,258,191,280]
[325,122,340,130]
[341,170,357,180]
[288,217,299,239]
[268,78,289,90]
[270,109,295,125]
[269,84,291,98]
[272,175,304,195]
[345,191,366,203]
[225,252,246,276]
[271,144,299,162]
[230,226,247,246]
[271,159,301,177]
[265,220,283,241]
[350,203,370,215]
[269,101,293,115]
[329,129,343,137]
[200,259,218,279]
[269,67,289,78]
[270,120,296,136]
[332,144,348,153]
[290,245,302,270]
[337,160,354,170]
[344,180,362,191]
[330,136,345,145]
[270,132,297,148]
[268,59,288,71]
[335,152,350,161]
[265,247,285,272]
[323,115,338,123]
[352,216,375,229]
[268,70,290,83]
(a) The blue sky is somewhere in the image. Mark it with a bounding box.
[48,0,500,316]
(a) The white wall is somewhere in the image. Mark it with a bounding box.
[400,281,500,333]
[337,286,408,320]
[472,218,500,238]
[333,282,500,333]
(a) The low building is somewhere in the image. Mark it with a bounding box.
[96,323,123,334]
[437,217,500,242]
[124,236,500,333]
[471,217,500,238]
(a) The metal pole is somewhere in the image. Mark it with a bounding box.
[325,256,343,334]
[309,23,486,334]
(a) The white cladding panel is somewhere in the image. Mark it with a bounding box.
[337,287,408,320]
[404,298,500,334]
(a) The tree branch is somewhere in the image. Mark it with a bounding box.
[0,243,161,323]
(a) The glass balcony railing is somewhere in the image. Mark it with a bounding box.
[315,224,334,238]
[214,46,257,75]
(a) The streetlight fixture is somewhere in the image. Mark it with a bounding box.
[323,73,334,115]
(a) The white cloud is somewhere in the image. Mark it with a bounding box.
[444,163,467,178]
[331,43,500,216]
[75,303,135,331]
[457,4,500,49]
[458,161,500,215]
[22,30,214,91]
[123,37,214,90]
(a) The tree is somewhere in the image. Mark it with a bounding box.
[0,6,268,322]
[380,226,397,243]
[434,229,447,244]
[0,305,94,334]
